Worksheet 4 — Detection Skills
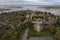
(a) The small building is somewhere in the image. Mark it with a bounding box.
[26,14,30,20]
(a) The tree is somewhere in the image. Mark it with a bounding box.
[48,25,56,34]
[54,27,60,40]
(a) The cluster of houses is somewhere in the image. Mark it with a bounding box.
[26,11,57,32]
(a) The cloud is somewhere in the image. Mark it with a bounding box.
[25,0,39,3]
[0,0,60,5]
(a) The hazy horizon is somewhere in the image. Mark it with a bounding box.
[0,0,60,6]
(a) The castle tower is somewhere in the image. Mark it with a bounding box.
[32,19,44,32]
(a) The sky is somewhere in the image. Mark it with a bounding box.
[0,0,60,6]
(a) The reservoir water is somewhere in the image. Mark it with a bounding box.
[0,6,60,15]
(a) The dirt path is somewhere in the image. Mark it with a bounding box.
[21,28,28,40]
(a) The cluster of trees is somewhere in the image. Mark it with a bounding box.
[0,10,31,40]
[0,27,20,40]
[48,16,60,40]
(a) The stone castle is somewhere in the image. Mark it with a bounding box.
[26,11,56,32]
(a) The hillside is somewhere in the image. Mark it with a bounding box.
[0,10,60,40]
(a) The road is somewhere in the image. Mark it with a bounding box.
[21,28,28,40]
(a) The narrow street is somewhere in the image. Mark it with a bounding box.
[21,28,29,40]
